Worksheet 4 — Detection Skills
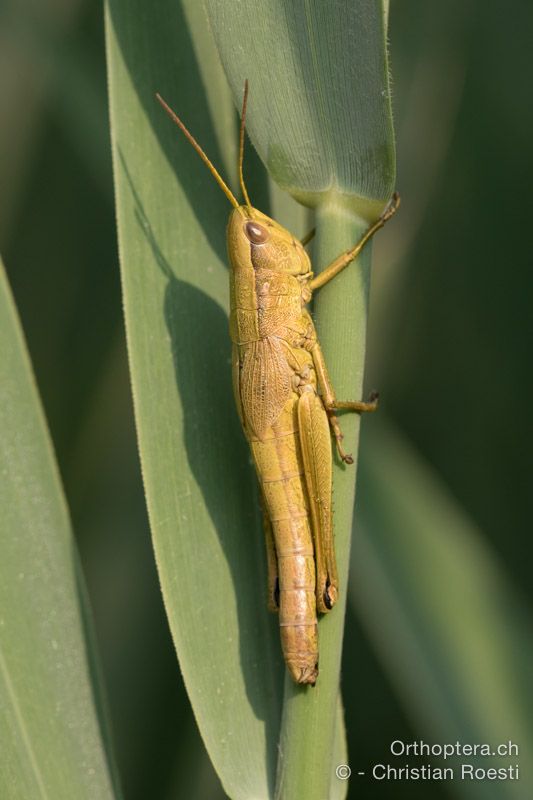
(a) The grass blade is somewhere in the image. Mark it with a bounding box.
[206,0,395,215]
[0,257,120,799]
[354,418,533,798]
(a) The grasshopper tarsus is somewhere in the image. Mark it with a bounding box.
[324,582,338,609]
[327,418,354,464]
[383,191,401,221]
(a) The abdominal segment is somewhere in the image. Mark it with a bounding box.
[250,393,319,685]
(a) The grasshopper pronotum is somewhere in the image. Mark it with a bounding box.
[157,83,399,685]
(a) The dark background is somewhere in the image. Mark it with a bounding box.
[1,1,531,797]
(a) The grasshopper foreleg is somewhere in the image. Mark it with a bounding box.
[309,192,400,292]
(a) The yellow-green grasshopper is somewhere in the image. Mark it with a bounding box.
[157,83,399,685]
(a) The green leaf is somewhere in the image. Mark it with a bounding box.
[354,418,533,798]
[205,0,395,218]
[0,257,120,800]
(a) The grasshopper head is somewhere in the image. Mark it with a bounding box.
[227,206,311,277]
[156,85,311,278]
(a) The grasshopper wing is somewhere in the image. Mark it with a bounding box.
[240,337,291,439]
[297,388,338,613]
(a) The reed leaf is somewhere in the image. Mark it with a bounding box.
[0,257,120,800]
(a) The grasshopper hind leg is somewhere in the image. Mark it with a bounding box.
[297,387,339,614]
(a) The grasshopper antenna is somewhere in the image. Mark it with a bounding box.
[156,92,240,210]
[239,80,253,213]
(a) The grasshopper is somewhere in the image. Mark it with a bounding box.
[157,83,399,685]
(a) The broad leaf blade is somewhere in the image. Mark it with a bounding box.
[0,258,120,800]
[205,0,395,216]
[354,418,533,798]
[105,1,283,797]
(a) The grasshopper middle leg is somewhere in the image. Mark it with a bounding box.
[311,341,378,464]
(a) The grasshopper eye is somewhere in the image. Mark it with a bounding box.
[244,221,269,244]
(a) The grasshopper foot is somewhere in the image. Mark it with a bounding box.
[381,191,401,222]
[336,435,353,465]
[324,580,339,610]
[325,410,355,464]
